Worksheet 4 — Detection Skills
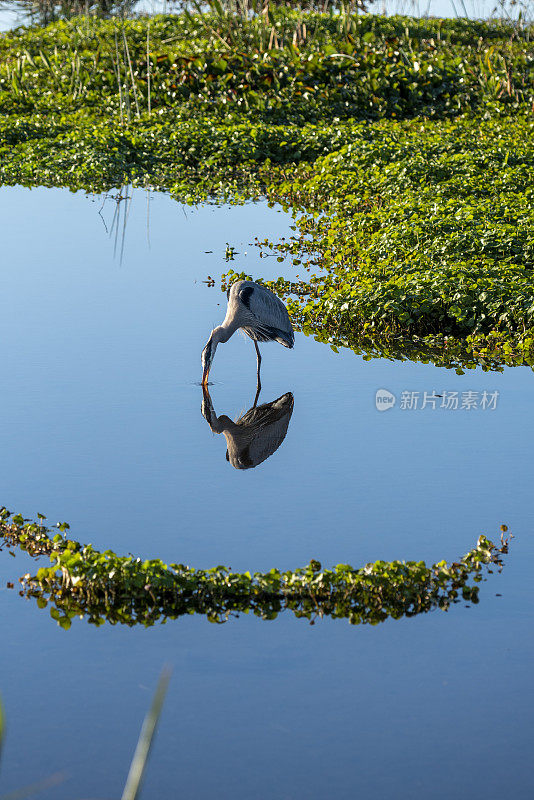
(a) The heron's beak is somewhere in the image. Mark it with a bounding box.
[202,367,210,386]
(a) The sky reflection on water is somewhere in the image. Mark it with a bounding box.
[0,185,532,800]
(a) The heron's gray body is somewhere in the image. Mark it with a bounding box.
[201,280,294,386]
[224,280,294,348]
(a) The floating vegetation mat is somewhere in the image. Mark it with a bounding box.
[1,13,533,368]
[1,510,511,628]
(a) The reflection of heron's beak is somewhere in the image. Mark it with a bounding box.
[201,383,212,422]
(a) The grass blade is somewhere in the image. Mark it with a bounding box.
[146,22,151,116]
[122,27,140,120]
[0,695,4,761]
[113,29,124,128]
[0,773,66,800]
[121,666,172,800]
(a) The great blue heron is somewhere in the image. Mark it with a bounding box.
[201,280,294,388]
[201,386,294,469]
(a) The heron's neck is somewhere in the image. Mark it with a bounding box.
[213,322,238,344]
[210,415,237,435]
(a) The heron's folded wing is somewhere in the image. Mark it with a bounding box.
[239,285,294,347]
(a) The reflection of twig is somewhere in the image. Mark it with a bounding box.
[0,771,66,800]
[113,201,121,258]
[121,666,172,800]
[120,188,133,266]
[111,187,123,258]
[98,197,109,235]
[146,188,151,249]
[0,695,3,763]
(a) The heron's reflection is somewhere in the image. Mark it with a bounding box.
[202,387,294,469]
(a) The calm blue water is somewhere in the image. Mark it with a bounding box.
[0,185,532,800]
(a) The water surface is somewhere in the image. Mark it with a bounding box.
[0,185,532,800]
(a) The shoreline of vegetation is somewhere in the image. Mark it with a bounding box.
[0,509,512,627]
[0,11,533,367]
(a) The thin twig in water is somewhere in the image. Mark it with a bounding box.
[123,28,140,120]
[121,27,131,124]
[147,22,151,116]
[114,29,124,128]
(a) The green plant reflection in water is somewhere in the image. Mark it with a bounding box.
[1,510,511,630]
[201,386,294,469]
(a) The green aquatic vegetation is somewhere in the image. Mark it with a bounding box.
[226,269,534,371]
[1,510,511,628]
[0,13,533,362]
[237,115,534,356]
[1,13,532,124]
[1,13,533,140]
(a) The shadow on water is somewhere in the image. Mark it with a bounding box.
[201,386,294,470]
